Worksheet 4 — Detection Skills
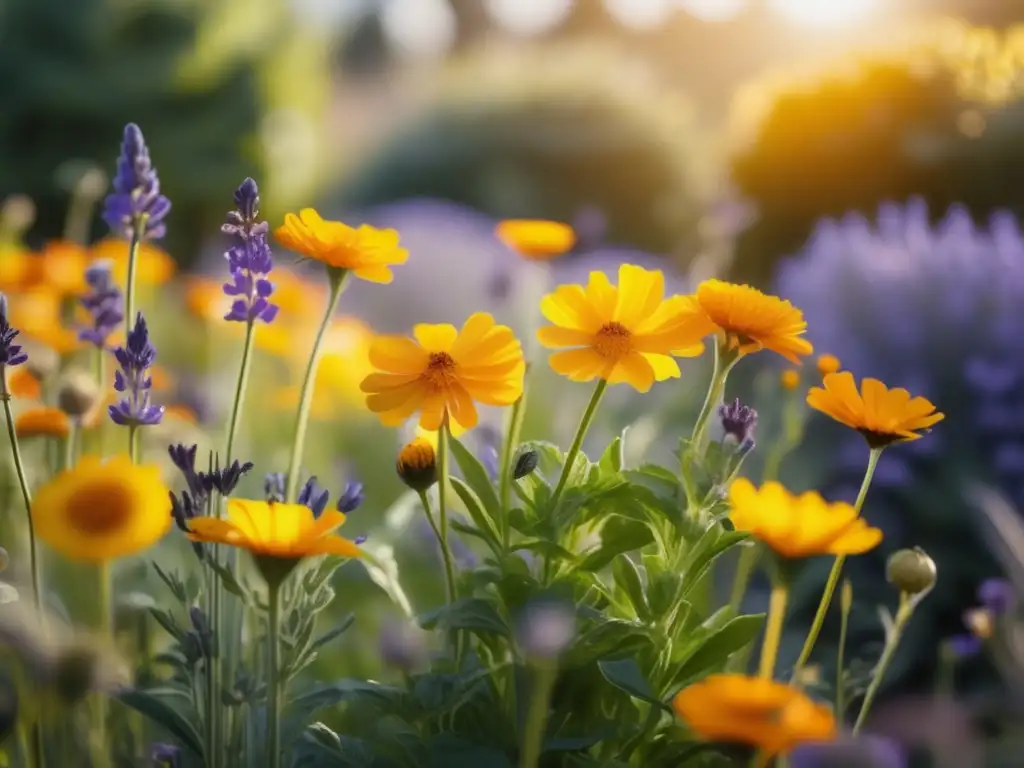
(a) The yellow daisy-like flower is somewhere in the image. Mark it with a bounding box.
[807,371,944,448]
[728,478,882,560]
[90,238,176,286]
[692,279,813,363]
[274,209,408,283]
[361,312,525,431]
[15,407,71,439]
[187,500,362,565]
[32,455,172,562]
[537,264,708,392]
[496,219,576,261]
[673,674,836,759]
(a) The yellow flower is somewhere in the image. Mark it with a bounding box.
[32,455,172,562]
[38,241,90,296]
[537,264,707,392]
[10,287,80,354]
[397,438,438,491]
[693,279,813,363]
[361,312,524,431]
[184,277,302,358]
[0,246,36,292]
[672,674,836,758]
[816,354,841,376]
[496,219,576,261]
[807,371,944,448]
[728,478,882,559]
[187,500,362,564]
[15,407,70,439]
[90,238,176,286]
[274,209,408,282]
[780,370,801,391]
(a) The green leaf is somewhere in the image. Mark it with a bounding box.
[578,518,653,571]
[599,435,624,475]
[450,437,502,517]
[566,619,650,667]
[598,658,670,710]
[151,562,187,604]
[308,614,354,653]
[671,614,766,688]
[426,734,514,768]
[646,571,684,617]
[208,559,246,598]
[296,723,374,768]
[511,538,577,563]
[612,556,650,622]
[148,607,185,642]
[419,598,509,638]
[450,476,502,552]
[289,680,409,722]
[118,687,204,758]
[681,528,751,597]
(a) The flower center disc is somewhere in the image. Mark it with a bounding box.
[594,322,632,360]
[66,481,134,536]
[425,352,457,389]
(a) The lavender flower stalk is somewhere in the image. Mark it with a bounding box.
[79,261,124,348]
[109,313,164,461]
[103,123,170,336]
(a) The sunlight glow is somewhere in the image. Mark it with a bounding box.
[678,0,746,23]
[769,0,881,29]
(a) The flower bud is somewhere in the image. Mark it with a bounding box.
[781,369,800,391]
[718,398,758,447]
[397,438,437,492]
[51,646,100,703]
[336,480,364,514]
[886,547,937,595]
[513,449,539,479]
[816,354,841,377]
[57,369,101,418]
[25,343,59,381]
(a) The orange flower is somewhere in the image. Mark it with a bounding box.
[781,370,801,391]
[816,354,841,376]
[38,241,89,296]
[7,368,40,399]
[90,238,176,285]
[15,407,71,439]
[807,372,944,448]
[0,247,36,292]
[496,220,576,261]
[673,674,836,758]
[164,404,198,424]
[9,287,79,354]
[274,209,407,282]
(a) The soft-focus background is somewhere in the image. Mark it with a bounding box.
[6,0,1024,762]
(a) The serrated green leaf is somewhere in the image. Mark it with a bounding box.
[612,556,650,622]
[118,687,204,758]
[578,518,653,571]
[598,658,669,710]
[419,598,509,637]
[671,614,766,689]
[208,559,246,598]
[148,607,185,642]
[450,476,501,552]
[151,562,187,604]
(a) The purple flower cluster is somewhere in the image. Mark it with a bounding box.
[264,472,363,517]
[718,398,758,449]
[79,261,123,348]
[108,313,164,427]
[0,295,27,369]
[221,178,277,325]
[102,124,170,241]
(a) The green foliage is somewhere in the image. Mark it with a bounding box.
[0,0,330,262]
[334,42,708,262]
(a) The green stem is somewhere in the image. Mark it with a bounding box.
[791,447,882,682]
[94,561,112,767]
[853,593,913,734]
[498,369,530,551]
[417,489,457,611]
[1,386,41,615]
[519,663,557,768]
[224,321,256,467]
[63,422,78,470]
[836,581,852,719]
[728,545,760,614]
[267,581,282,768]
[758,584,788,680]
[123,219,145,345]
[63,172,102,246]
[549,379,607,510]
[688,341,737,456]
[283,271,348,502]
[128,424,139,465]
[93,348,107,459]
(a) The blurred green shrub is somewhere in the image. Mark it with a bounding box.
[728,20,1024,287]
[334,42,710,262]
[0,0,331,264]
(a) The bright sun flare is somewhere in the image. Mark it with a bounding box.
[769,0,881,28]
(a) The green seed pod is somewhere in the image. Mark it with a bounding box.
[886,547,937,595]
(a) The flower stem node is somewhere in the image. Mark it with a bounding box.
[886,547,937,596]
[397,438,438,492]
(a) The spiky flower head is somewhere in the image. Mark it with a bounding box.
[0,294,27,370]
[79,261,123,347]
[718,398,758,447]
[109,313,163,427]
[222,178,277,324]
[102,123,170,241]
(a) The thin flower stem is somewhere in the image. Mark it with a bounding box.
[123,222,144,347]
[2,386,41,614]
[836,581,852,719]
[63,423,78,470]
[758,584,788,679]
[437,422,465,665]
[519,662,557,768]
[266,581,282,768]
[549,379,608,509]
[94,561,113,767]
[498,368,530,549]
[791,448,882,682]
[128,424,139,465]
[93,348,107,458]
[224,321,256,468]
[283,271,348,503]
[853,593,913,734]
[417,490,456,605]
[689,341,729,455]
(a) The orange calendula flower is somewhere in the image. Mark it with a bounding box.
[274,209,408,283]
[7,368,40,399]
[32,455,171,562]
[673,674,836,759]
[537,264,707,392]
[816,354,840,376]
[692,279,813,363]
[187,500,362,564]
[15,407,71,440]
[361,312,525,431]
[164,404,198,424]
[38,241,90,296]
[0,247,36,292]
[728,478,882,559]
[90,238,176,285]
[496,219,576,261]
[10,287,80,354]
[807,371,944,448]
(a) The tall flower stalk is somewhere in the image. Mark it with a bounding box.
[102,124,169,335]
[109,313,164,460]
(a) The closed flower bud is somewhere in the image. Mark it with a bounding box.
[397,438,437,492]
[51,646,100,703]
[57,369,100,417]
[816,354,841,377]
[25,343,59,381]
[886,547,937,595]
[513,450,539,479]
[781,369,801,391]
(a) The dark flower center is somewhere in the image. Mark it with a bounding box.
[66,482,134,535]
[594,322,632,359]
